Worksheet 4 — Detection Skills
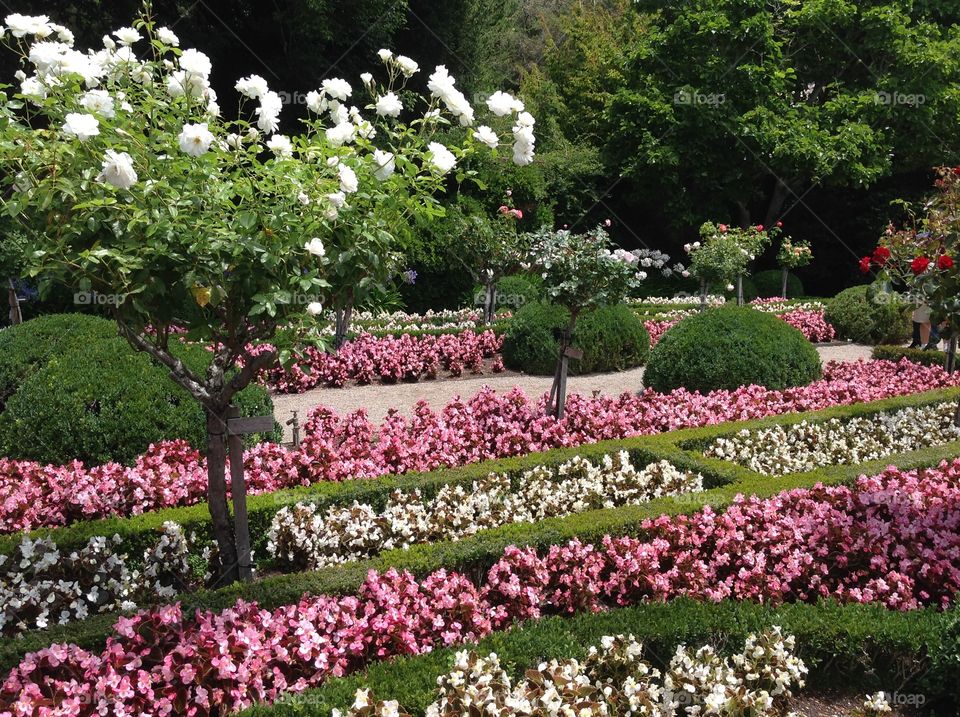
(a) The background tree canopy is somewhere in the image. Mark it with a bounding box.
[13,0,960,298]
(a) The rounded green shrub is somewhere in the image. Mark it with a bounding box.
[494,274,542,312]
[644,306,822,393]
[0,314,118,410]
[502,302,650,376]
[824,285,910,345]
[0,316,279,466]
[753,269,804,299]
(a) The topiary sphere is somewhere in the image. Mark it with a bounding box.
[644,306,822,393]
[824,284,910,345]
[501,302,650,376]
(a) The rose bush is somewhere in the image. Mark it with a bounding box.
[0,358,954,533]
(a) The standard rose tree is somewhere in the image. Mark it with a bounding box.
[0,11,534,583]
[775,235,813,298]
[686,222,774,307]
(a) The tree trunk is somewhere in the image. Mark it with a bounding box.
[699,278,708,312]
[763,179,791,229]
[548,315,578,419]
[333,302,354,351]
[206,408,239,586]
[483,281,496,325]
[781,268,789,299]
[7,279,21,326]
[735,201,751,229]
[736,275,744,306]
[948,336,957,375]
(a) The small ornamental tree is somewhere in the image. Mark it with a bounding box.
[527,224,662,417]
[455,199,529,324]
[776,236,813,299]
[0,10,534,583]
[687,222,774,307]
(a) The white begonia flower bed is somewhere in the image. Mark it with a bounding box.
[268,453,704,570]
[705,402,960,476]
[0,522,207,636]
[334,628,808,717]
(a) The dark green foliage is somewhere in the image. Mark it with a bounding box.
[0,316,278,466]
[753,269,804,299]
[872,344,947,368]
[629,271,700,299]
[501,302,650,375]
[240,599,960,716]
[644,306,822,393]
[491,274,543,313]
[825,285,911,345]
[721,277,758,303]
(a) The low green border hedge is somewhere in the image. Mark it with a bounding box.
[239,598,959,716]
[2,388,959,670]
[873,344,948,368]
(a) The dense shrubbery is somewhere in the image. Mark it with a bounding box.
[873,344,947,367]
[825,285,910,345]
[501,302,650,375]
[644,307,822,393]
[753,269,804,298]
[0,316,277,465]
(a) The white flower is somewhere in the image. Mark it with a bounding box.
[375,92,403,118]
[338,164,359,194]
[325,121,356,147]
[80,89,115,118]
[427,141,457,173]
[178,122,215,157]
[304,237,326,257]
[166,70,208,98]
[473,125,499,149]
[256,91,283,133]
[266,134,293,157]
[235,74,269,100]
[377,49,393,61]
[28,41,67,74]
[62,113,99,141]
[427,65,473,126]
[179,49,212,78]
[373,150,396,181]
[307,302,324,316]
[297,191,310,205]
[395,55,419,77]
[322,78,352,101]
[156,26,179,46]
[5,14,51,38]
[102,34,116,50]
[327,191,347,208]
[305,90,325,114]
[97,150,137,190]
[20,76,47,101]
[486,90,523,116]
[49,24,74,45]
[360,72,373,86]
[113,27,140,46]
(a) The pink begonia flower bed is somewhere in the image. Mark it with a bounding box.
[2,461,958,716]
[261,330,504,393]
[645,308,836,347]
[0,359,953,535]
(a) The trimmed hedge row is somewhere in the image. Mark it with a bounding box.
[873,344,948,368]
[2,387,960,669]
[239,598,960,716]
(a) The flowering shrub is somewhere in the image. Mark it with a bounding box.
[2,461,957,714]
[267,454,703,569]
[262,329,503,393]
[0,359,954,533]
[706,402,960,475]
[337,629,806,717]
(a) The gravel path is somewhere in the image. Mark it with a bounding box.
[271,342,874,440]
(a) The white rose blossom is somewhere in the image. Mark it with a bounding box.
[321,77,352,101]
[97,150,138,190]
[266,134,293,157]
[473,125,499,149]
[304,238,326,257]
[62,112,99,140]
[372,150,395,181]
[235,74,269,100]
[427,141,457,174]
[155,26,179,46]
[80,89,115,118]
[113,27,140,46]
[338,164,359,194]
[375,91,403,118]
[177,122,215,157]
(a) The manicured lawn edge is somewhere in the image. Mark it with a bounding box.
[2,387,959,670]
[238,598,959,716]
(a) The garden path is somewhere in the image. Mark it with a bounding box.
[271,342,874,441]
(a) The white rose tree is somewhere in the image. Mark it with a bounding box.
[0,9,534,583]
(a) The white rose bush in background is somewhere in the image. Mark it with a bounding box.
[0,10,534,584]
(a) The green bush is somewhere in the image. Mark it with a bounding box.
[872,344,947,368]
[467,274,543,315]
[721,276,758,302]
[0,318,278,466]
[0,314,118,410]
[753,269,804,299]
[644,306,822,393]
[501,302,650,376]
[825,285,910,345]
[630,272,699,299]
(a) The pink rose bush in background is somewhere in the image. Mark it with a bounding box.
[0,359,954,533]
[2,460,958,715]
[260,330,503,393]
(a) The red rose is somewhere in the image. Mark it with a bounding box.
[872,246,891,266]
[776,221,783,228]
[755,224,764,232]
[953,167,960,176]
[938,254,954,270]
[859,256,872,274]
[718,223,728,233]
[912,256,931,275]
